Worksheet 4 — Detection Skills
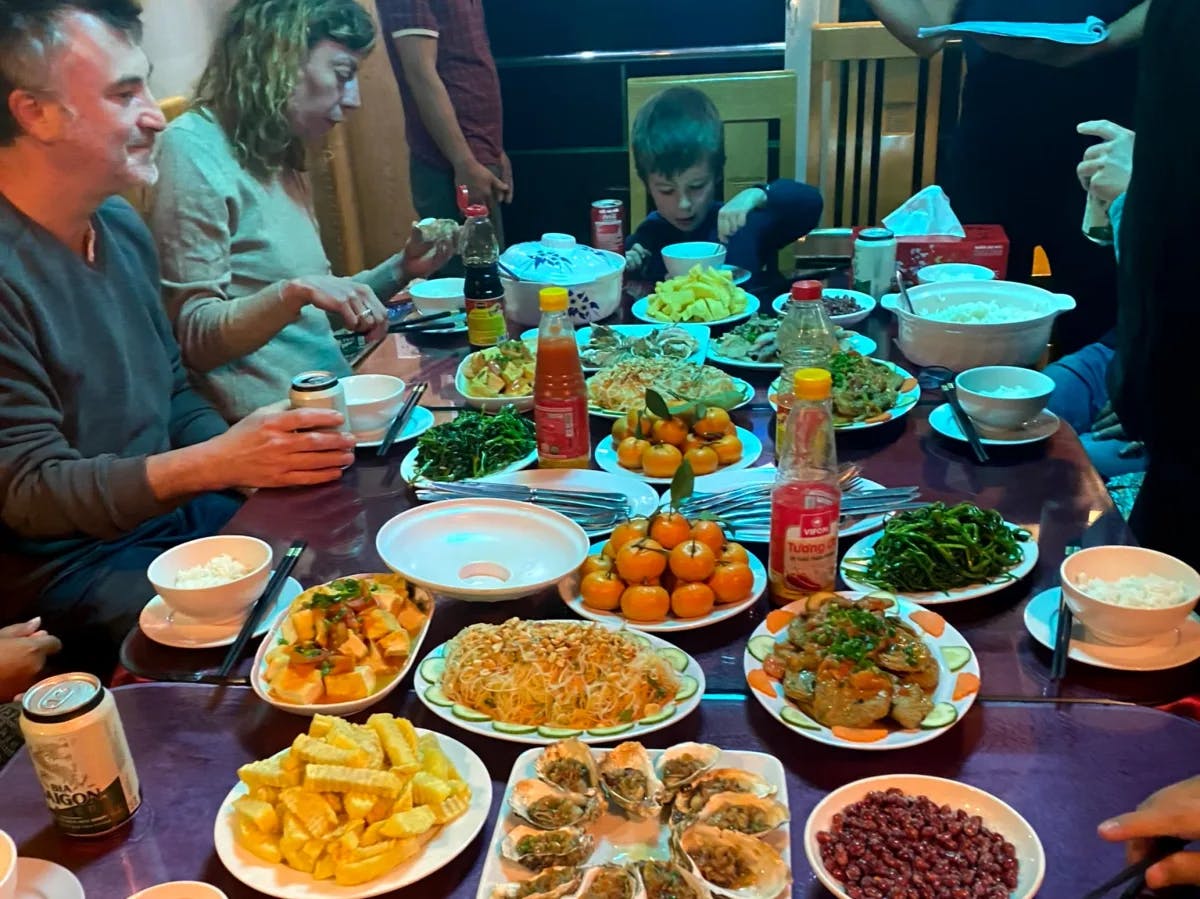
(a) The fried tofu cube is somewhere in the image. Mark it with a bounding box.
[360,608,400,641]
[339,631,369,660]
[395,603,427,633]
[291,608,316,642]
[376,629,411,660]
[323,667,376,702]
[271,666,324,705]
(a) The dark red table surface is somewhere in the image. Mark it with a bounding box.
[2,684,1197,898]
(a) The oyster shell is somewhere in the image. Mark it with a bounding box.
[572,864,642,899]
[599,741,665,818]
[536,739,601,794]
[655,742,721,793]
[490,866,583,899]
[673,769,776,818]
[635,859,712,899]
[509,778,602,829]
[501,824,595,871]
[691,792,789,837]
[675,824,791,899]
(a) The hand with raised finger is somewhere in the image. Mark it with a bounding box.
[1099,776,1200,889]
[1077,120,1135,202]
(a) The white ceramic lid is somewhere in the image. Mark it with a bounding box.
[500,233,622,284]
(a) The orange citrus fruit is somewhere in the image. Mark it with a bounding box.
[600,540,618,559]
[611,416,629,442]
[683,433,709,455]
[708,562,755,603]
[671,582,716,619]
[683,445,720,475]
[581,554,614,576]
[641,443,683,479]
[652,416,689,448]
[669,538,717,581]
[610,518,650,553]
[693,407,732,439]
[617,436,650,469]
[719,541,750,565]
[649,510,692,550]
[581,570,625,611]
[711,433,744,465]
[625,408,656,439]
[615,538,667,582]
[690,519,727,554]
[621,584,670,622]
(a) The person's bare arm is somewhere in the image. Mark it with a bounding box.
[865,0,960,57]
[976,1,1150,67]
[1106,1,1150,51]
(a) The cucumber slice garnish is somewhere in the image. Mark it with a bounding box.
[418,657,445,683]
[424,685,452,707]
[657,647,688,672]
[920,702,959,729]
[624,633,651,649]
[452,704,491,722]
[942,646,972,672]
[864,590,897,606]
[675,675,699,701]
[780,706,820,730]
[639,704,676,725]
[588,722,635,737]
[537,725,583,739]
[492,721,537,735]
[747,635,777,662]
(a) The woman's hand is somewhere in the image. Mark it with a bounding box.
[0,618,61,702]
[1077,121,1136,202]
[399,224,457,283]
[282,275,387,341]
[1099,776,1200,889]
[1091,402,1145,458]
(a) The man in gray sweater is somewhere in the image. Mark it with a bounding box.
[0,0,357,675]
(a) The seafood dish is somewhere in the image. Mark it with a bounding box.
[710,316,866,365]
[587,359,746,415]
[829,351,909,425]
[579,324,700,369]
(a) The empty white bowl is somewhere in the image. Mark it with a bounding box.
[916,262,996,284]
[409,277,466,315]
[128,883,228,899]
[375,499,589,602]
[342,374,406,437]
[1060,546,1200,646]
[146,535,272,623]
[955,366,1054,430]
[662,241,727,277]
[0,830,15,899]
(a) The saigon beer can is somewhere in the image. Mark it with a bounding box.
[590,199,625,253]
[289,370,351,432]
[20,673,141,837]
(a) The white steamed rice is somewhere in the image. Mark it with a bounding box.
[975,384,1034,398]
[176,553,250,588]
[922,301,1044,324]
[1073,572,1194,608]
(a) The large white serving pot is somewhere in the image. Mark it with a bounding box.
[500,233,625,327]
[880,280,1075,371]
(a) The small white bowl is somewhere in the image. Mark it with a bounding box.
[916,262,997,284]
[0,830,15,899]
[342,374,405,437]
[662,241,726,277]
[805,774,1045,899]
[955,366,1054,430]
[146,535,272,623]
[128,883,228,899]
[409,277,466,315]
[375,499,589,602]
[1061,546,1200,646]
[453,348,535,414]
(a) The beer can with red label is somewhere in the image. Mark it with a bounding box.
[590,199,625,254]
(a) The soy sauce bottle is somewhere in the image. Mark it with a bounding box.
[462,204,507,348]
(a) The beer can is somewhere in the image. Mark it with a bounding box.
[20,673,141,837]
[853,227,898,299]
[289,370,350,432]
[590,199,625,254]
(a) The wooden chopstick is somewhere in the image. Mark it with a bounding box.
[377,381,427,458]
[215,540,306,678]
[941,383,990,464]
[1081,838,1189,899]
[1050,543,1082,682]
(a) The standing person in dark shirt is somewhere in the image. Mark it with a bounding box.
[867,0,1147,353]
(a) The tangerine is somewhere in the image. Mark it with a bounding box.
[610,517,650,553]
[671,582,716,619]
[693,407,732,439]
[581,554,614,576]
[669,538,717,581]
[617,436,650,469]
[621,583,670,622]
[683,445,720,475]
[719,541,750,565]
[611,416,629,442]
[711,433,744,465]
[649,510,692,549]
[690,519,727,553]
[600,540,618,559]
[580,570,624,611]
[652,416,689,448]
[683,432,709,455]
[625,408,656,439]
[708,561,755,603]
[642,443,683,479]
[615,538,667,582]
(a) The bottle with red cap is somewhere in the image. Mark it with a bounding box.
[461,203,507,348]
[774,280,839,459]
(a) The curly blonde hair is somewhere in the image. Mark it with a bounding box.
[194,0,375,176]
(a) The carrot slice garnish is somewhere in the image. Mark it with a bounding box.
[863,412,893,424]
[832,725,889,743]
[746,668,778,698]
[953,672,981,700]
[765,609,797,634]
[910,610,946,638]
[901,377,918,392]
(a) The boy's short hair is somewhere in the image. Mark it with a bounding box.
[631,86,726,183]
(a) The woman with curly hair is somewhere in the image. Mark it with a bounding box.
[150,0,454,422]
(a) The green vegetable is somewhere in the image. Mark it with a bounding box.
[413,408,535,482]
[853,502,1030,593]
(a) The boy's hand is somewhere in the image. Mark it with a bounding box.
[625,243,650,272]
[718,187,769,242]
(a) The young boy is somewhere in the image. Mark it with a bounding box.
[626,87,823,291]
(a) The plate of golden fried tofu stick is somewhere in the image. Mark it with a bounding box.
[213,713,491,897]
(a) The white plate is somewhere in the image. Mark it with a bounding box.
[594,426,763,484]
[476,746,790,899]
[706,331,877,370]
[631,293,760,327]
[250,575,433,717]
[399,444,537,484]
[772,288,876,327]
[804,774,1044,899]
[929,403,1062,446]
[413,622,705,745]
[665,466,890,542]
[768,360,920,431]
[565,552,766,633]
[213,732,492,899]
[519,323,711,372]
[722,263,752,285]
[139,575,304,650]
[352,407,435,448]
[1025,587,1200,672]
[587,376,755,420]
[744,594,981,750]
[840,522,1039,605]
[480,469,661,538]
[13,859,84,899]
[454,349,536,414]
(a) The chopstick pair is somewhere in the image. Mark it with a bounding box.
[389,310,456,333]
[377,382,428,457]
[941,383,990,464]
[213,540,307,679]
[1082,837,1190,899]
[1050,543,1082,682]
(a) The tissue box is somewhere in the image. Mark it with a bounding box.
[853,225,1010,282]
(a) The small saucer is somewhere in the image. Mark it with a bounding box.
[1024,587,1200,672]
[929,403,1061,446]
[720,264,751,286]
[15,858,84,899]
[138,575,303,650]
[353,406,435,448]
